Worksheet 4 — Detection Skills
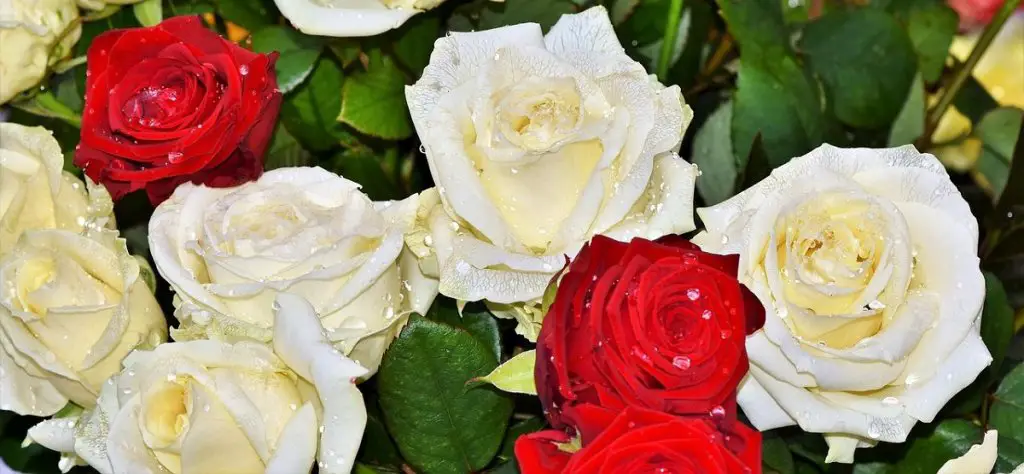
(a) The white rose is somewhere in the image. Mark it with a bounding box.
[694,144,990,462]
[274,0,447,37]
[406,6,697,320]
[0,0,80,104]
[1,124,114,254]
[0,228,167,416]
[30,293,367,474]
[149,167,438,375]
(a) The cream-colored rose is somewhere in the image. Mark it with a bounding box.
[0,0,80,104]
[1,124,114,254]
[149,167,437,375]
[273,0,447,37]
[30,294,367,474]
[406,6,697,328]
[931,13,1024,172]
[694,144,989,462]
[0,228,167,416]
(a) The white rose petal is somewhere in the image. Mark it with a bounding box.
[406,6,696,326]
[0,0,80,104]
[72,295,367,474]
[938,430,998,474]
[695,144,989,461]
[1,124,114,253]
[0,228,167,416]
[273,0,446,37]
[149,167,437,375]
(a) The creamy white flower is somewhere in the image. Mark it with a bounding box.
[1,123,114,254]
[0,0,80,104]
[406,6,696,321]
[274,0,447,37]
[938,430,998,474]
[149,167,437,375]
[0,228,167,416]
[694,144,989,462]
[36,293,367,474]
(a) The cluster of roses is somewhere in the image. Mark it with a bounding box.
[0,3,1012,474]
[516,236,765,473]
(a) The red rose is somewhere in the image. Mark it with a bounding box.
[74,16,282,204]
[948,0,1023,27]
[515,405,761,474]
[536,236,764,428]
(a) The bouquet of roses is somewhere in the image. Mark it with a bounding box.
[0,0,1022,473]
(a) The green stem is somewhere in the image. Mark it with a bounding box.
[656,0,685,82]
[13,92,83,128]
[924,0,1022,137]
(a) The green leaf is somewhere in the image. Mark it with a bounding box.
[132,0,162,26]
[426,301,502,362]
[894,420,983,473]
[378,316,514,474]
[992,363,1024,447]
[617,0,671,47]
[996,436,1024,472]
[888,73,926,146]
[975,107,1024,197]
[358,394,403,468]
[166,0,215,16]
[449,0,577,33]
[266,122,314,169]
[693,101,737,206]
[899,0,958,83]
[328,148,409,201]
[982,272,1015,380]
[609,0,641,25]
[732,57,824,167]
[11,92,82,128]
[390,14,442,76]
[853,462,892,474]
[800,8,917,129]
[716,0,792,59]
[498,417,546,462]
[251,26,323,94]
[475,350,537,395]
[280,57,346,151]
[339,52,413,140]
[761,432,794,474]
[216,0,277,30]
[953,74,1001,123]
[717,0,825,166]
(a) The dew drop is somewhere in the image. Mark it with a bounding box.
[686,288,701,301]
[672,355,691,370]
[701,309,713,320]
